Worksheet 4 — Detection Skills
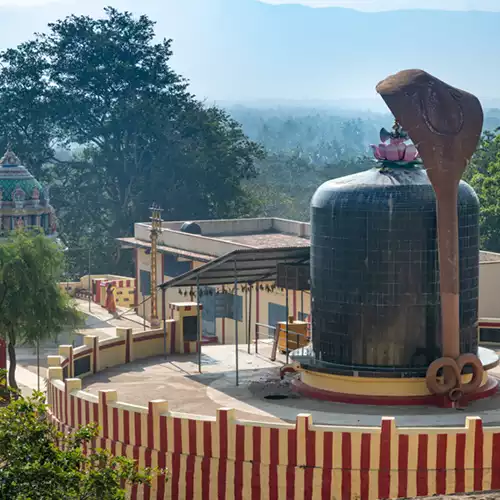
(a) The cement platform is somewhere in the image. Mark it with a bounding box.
[81,342,500,428]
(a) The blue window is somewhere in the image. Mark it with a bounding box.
[163,253,191,277]
[215,293,243,320]
[139,270,151,296]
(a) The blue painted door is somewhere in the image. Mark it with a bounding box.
[200,287,216,337]
[268,302,288,338]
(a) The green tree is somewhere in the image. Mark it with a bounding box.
[0,230,82,389]
[0,389,163,498]
[465,130,500,252]
[0,8,263,276]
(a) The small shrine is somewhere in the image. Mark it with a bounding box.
[0,148,57,238]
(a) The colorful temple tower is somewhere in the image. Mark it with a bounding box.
[0,148,57,370]
[0,148,57,239]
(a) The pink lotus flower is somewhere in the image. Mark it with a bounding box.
[371,140,420,162]
[371,125,420,163]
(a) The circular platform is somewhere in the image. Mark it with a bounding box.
[79,344,500,428]
[290,346,499,407]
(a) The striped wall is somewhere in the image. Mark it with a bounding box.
[48,313,200,382]
[46,371,500,500]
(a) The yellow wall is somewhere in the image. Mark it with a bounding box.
[136,251,311,344]
[479,261,500,318]
[47,372,499,500]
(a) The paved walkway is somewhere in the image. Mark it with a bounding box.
[13,299,150,396]
[81,343,500,427]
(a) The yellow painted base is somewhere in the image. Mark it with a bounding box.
[300,368,489,398]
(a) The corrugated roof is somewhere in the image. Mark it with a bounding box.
[159,246,310,288]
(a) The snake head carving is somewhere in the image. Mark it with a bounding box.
[376,69,483,192]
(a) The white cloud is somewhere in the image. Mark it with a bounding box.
[260,0,500,11]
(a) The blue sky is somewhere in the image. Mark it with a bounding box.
[0,0,498,107]
[261,0,500,10]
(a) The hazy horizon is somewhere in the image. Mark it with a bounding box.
[0,0,499,109]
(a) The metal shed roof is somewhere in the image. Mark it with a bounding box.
[159,246,310,288]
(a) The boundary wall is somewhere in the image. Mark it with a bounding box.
[47,372,500,500]
[46,309,500,499]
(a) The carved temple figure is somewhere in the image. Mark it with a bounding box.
[376,69,484,401]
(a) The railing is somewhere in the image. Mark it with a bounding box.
[254,322,276,354]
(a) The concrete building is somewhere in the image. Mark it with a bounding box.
[119,218,311,344]
[119,217,500,345]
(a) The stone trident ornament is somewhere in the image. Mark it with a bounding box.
[376,70,484,401]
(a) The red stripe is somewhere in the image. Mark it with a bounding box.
[474,419,484,491]
[93,403,98,427]
[157,449,167,500]
[492,433,500,489]
[479,322,500,328]
[322,432,333,499]
[201,457,210,498]
[174,417,182,453]
[131,446,139,498]
[360,433,371,500]
[436,434,447,495]
[306,424,315,467]
[160,415,168,452]
[64,386,68,423]
[102,396,109,438]
[204,421,212,456]
[269,428,279,500]
[134,249,138,310]
[184,341,189,354]
[378,419,391,499]
[99,340,126,351]
[252,427,261,500]
[235,425,244,500]
[77,397,82,427]
[123,410,130,445]
[287,429,296,499]
[112,407,119,441]
[417,434,428,497]
[185,454,195,500]
[125,330,131,363]
[304,423,315,500]
[188,419,196,455]
[171,452,180,500]
[143,448,152,500]
[455,433,466,493]
[256,285,260,324]
[93,337,98,373]
[84,400,90,426]
[70,394,75,427]
[398,434,409,498]
[170,321,176,354]
[134,412,142,446]
[218,411,228,500]
[342,432,352,500]
[148,403,155,450]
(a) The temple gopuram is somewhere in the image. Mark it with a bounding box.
[0,148,57,238]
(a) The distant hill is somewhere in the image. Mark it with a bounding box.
[0,0,499,106]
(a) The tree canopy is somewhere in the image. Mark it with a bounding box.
[0,8,263,276]
[0,386,163,499]
[465,129,500,252]
[0,230,82,388]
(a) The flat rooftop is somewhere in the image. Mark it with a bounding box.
[123,216,500,263]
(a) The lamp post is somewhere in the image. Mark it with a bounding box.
[149,204,163,328]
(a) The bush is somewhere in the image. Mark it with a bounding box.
[0,389,167,499]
